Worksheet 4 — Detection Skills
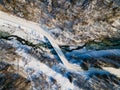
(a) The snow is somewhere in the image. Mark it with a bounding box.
[66,49,120,60]
[102,67,120,78]
[6,39,79,90]
[0,11,83,72]
[0,10,120,89]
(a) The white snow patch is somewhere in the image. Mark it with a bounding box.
[6,39,78,90]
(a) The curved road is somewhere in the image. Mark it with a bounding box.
[0,11,82,72]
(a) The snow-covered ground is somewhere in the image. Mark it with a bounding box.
[0,11,83,72]
[0,11,120,89]
[0,10,82,89]
[6,39,78,90]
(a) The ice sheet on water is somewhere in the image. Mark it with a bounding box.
[66,48,120,60]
